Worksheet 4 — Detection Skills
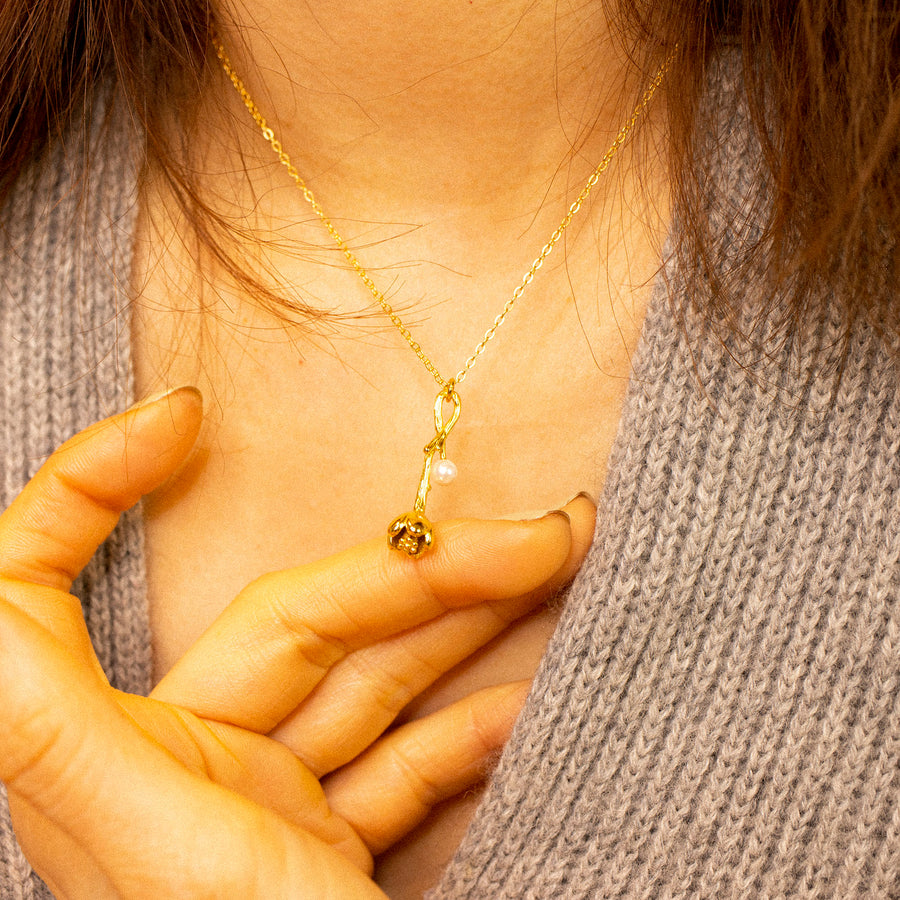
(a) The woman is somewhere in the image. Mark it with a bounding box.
[1,0,898,896]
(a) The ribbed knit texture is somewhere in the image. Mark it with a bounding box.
[430,293,900,899]
[0,103,148,898]
[0,65,898,899]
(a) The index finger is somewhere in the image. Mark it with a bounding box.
[152,511,575,732]
[0,387,202,593]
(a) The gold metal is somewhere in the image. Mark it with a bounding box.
[214,38,674,555]
[387,383,462,557]
[388,381,462,557]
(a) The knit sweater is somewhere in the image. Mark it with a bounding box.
[1,71,899,899]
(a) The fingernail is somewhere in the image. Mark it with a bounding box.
[128,385,202,412]
[539,508,571,526]
[520,491,594,521]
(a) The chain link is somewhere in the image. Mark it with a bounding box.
[215,39,673,388]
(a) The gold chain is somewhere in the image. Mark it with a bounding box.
[214,38,673,388]
[214,37,673,557]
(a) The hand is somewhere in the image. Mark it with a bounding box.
[0,388,594,898]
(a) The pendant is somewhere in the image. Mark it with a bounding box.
[388,382,461,558]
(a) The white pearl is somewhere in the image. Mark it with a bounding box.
[434,459,458,485]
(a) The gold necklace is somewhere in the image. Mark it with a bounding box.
[214,38,672,557]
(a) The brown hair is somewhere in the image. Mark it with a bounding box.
[2,0,899,343]
[620,0,900,348]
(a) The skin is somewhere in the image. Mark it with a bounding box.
[7,0,672,894]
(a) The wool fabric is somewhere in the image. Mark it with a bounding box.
[0,102,146,900]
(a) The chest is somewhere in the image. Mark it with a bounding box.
[134,274,645,661]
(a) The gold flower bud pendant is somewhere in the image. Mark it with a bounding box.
[388,383,461,558]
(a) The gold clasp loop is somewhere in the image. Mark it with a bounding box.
[424,381,461,458]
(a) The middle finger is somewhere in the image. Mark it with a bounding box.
[271,594,546,775]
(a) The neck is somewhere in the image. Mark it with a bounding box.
[217,0,642,223]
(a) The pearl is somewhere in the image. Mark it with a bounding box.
[434,458,458,485]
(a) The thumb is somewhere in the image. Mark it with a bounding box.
[0,386,202,594]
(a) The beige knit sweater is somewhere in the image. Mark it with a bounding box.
[1,63,898,898]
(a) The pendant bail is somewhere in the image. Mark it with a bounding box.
[416,381,460,510]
